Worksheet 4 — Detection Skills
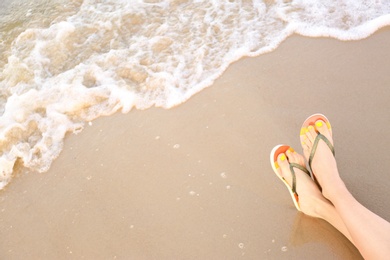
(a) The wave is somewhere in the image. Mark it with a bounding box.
[0,0,389,189]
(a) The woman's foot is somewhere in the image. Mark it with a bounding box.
[275,148,331,218]
[300,119,344,200]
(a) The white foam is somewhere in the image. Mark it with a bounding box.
[278,0,390,40]
[0,0,389,189]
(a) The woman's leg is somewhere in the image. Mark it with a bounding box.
[301,120,390,259]
[275,149,353,243]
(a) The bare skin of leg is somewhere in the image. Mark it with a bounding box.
[275,149,353,243]
[301,120,390,259]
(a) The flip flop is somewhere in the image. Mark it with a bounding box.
[270,144,311,211]
[300,113,335,175]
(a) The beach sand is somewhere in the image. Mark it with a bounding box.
[1,28,390,259]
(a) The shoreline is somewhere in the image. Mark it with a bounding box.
[1,29,390,258]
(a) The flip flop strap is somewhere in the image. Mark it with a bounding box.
[289,163,310,195]
[308,133,335,172]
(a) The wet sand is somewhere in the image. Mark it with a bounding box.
[1,28,390,259]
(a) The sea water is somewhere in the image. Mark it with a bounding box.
[0,0,389,189]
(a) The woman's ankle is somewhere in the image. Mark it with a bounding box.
[323,175,348,203]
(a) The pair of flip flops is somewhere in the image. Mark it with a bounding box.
[270,113,335,211]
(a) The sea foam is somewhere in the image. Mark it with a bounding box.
[0,0,389,189]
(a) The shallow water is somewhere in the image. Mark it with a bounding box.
[0,0,389,189]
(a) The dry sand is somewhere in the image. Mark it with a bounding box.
[1,28,390,259]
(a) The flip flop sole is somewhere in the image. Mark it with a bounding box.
[300,113,335,188]
[270,144,301,211]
